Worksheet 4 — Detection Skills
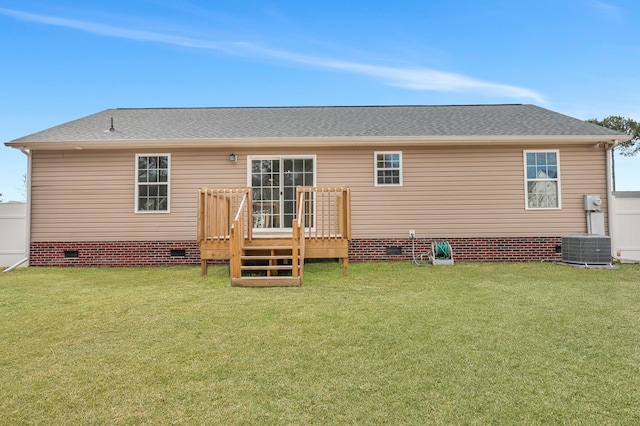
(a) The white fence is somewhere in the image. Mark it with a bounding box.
[611,192,640,263]
[0,202,27,267]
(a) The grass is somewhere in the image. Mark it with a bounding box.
[0,262,639,425]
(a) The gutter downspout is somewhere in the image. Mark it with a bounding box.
[606,141,616,259]
[18,146,30,267]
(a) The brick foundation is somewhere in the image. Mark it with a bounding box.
[30,237,562,267]
[348,237,562,262]
[30,241,202,267]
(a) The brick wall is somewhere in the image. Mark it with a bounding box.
[30,236,562,267]
[349,237,562,262]
[30,241,202,267]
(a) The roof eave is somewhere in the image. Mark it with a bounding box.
[5,134,630,150]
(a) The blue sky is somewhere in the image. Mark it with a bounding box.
[1,0,639,201]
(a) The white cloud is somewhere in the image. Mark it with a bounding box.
[309,59,545,101]
[0,8,545,102]
[0,8,242,52]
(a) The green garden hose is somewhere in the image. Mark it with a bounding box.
[434,241,451,259]
[412,240,452,266]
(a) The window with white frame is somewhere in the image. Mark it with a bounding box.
[375,151,402,186]
[524,150,560,209]
[136,154,170,212]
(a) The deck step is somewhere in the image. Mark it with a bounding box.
[236,242,298,283]
[240,242,295,277]
[241,264,293,271]
[231,276,301,287]
[240,255,292,261]
[242,245,293,251]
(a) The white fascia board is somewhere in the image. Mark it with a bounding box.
[4,134,630,151]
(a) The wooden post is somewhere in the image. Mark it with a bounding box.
[247,189,253,241]
[341,187,350,276]
[292,223,299,278]
[197,189,205,241]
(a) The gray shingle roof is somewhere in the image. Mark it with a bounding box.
[7,104,623,144]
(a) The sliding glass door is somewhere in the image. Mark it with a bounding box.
[250,156,315,229]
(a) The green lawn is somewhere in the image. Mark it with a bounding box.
[1,262,639,424]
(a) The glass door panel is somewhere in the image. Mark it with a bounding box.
[282,158,314,228]
[251,159,280,228]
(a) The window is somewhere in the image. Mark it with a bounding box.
[375,152,402,186]
[524,150,560,209]
[136,154,170,212]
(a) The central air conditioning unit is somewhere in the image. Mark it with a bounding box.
[561,234,611,265]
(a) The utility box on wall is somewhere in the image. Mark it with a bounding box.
[587,212,605,235]
[584,194,604,235]
[584,194,602,211]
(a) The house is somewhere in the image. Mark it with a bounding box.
[4,104,628,276]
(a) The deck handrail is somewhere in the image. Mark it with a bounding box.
[229,190,250,280]
[292,188,307,278]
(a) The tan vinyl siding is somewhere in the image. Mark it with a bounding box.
[30,143,608,242]
[31,149,246,241]
[348,145,606,238]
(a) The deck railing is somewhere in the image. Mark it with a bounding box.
[197,188,252,242]
[297,187,351,240]
[198,186,351,280]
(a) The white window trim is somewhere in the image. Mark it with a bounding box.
[374,151,403,187]
[135,153,171,214]
[523,149,561,210]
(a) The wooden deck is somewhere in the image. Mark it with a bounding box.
[197,187,351,286]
